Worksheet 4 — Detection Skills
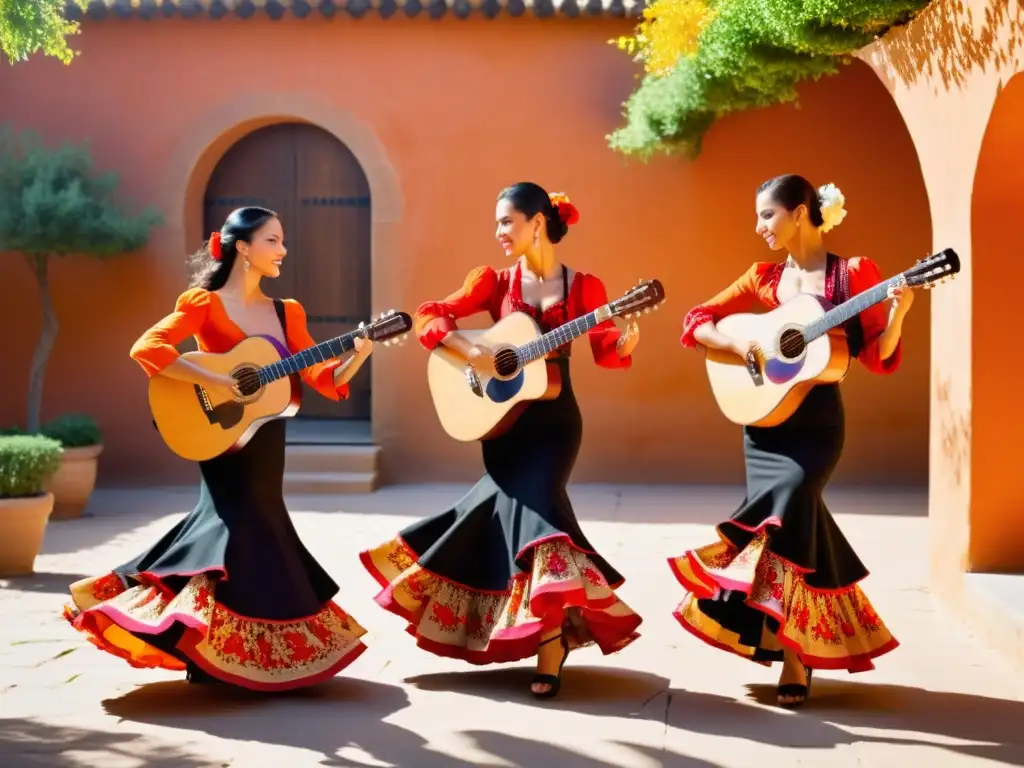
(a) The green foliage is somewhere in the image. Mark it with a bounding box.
[0,435,63,498]
[41,413,102,448]
[0,0,88,65]
[608,0,931,159]
[0,126,163,258]
[0,125,162,433]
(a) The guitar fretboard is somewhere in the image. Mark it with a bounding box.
[517,312,602,364]
[257,333,359,385]
[803,276,902,342]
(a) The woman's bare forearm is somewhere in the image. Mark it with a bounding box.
[693,322,742,356]
[439,330,477,359]
[157,357,227,388]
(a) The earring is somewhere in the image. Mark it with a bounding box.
[244,260,250,271]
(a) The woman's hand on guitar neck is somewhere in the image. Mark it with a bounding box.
[617,321,640,358]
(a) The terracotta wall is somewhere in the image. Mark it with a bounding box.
[0,16,931,488]
[859,0,1023,576]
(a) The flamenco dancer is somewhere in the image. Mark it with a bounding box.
[360,183,643,698]
[63,207,373,691]
[670,175,910,707]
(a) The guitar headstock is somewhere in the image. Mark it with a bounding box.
[609,279,666,320]
[905,248,960,290]
[360,310,413,347]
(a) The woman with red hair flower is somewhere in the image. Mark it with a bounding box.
[63,207,373,691]
[359,182,642,699]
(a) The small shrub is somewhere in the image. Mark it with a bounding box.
[0,435,63,498]
[41,413,102,448]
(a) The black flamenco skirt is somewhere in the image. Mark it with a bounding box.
[63,419,367,691]
[360,358,642,664]
[669,384,899,672]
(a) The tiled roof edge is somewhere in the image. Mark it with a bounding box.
[67,0,646,21]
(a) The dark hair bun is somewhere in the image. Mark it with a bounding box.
[497,181,575,245]
[545,210,570,245]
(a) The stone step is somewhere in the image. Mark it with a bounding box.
[283,471,377,495]
[284,444,380,475]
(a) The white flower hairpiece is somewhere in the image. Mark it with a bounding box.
[817,183,847,233]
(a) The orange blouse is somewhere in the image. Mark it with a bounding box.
[680,257,902,375]
[129,287,351,401]
[414,264,631,370]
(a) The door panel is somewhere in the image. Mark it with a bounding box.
[202,123,371,420]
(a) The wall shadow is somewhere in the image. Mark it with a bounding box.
[876,0,1023,90]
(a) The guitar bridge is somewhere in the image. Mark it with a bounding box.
[464,365,483,398]
[193,384,245,428]
[745,352,764,387]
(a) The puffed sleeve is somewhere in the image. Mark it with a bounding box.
[848,256,902,375]
[578,273,632,370]
[679,262,778,348]
[282,300,351,401]
[129,287,211,377]
[413,265,499,350]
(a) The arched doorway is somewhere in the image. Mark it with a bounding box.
[203,123,372,433]
[969,72,1024,571]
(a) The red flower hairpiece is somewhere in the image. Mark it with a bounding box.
[209,232,222,261]
[548,192,580,227]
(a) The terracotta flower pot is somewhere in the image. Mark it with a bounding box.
[0,492,54,576]
[45,444,103,520]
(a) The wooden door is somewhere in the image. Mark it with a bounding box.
[203,123,372,420]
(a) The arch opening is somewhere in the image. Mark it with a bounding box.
[969,72,1024,571]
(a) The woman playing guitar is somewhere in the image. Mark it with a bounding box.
[360,182,643,698]
[670,175,914,707]
[63,207,373,691]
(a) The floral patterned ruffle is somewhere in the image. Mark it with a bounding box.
[64,571,368,691]
[669,529,898,672]
[360,535,642,664]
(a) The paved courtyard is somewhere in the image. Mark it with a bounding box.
[1,484,1021,767]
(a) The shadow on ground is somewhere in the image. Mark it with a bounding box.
[99,673,726,767]
[407,666,1024,765]
[0,716,215,768]
[0,572,89,595]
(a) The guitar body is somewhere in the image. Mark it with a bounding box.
[706,294,851,427]
[426,311,562,442]
[148,335,302,462]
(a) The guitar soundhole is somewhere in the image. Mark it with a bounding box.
[233,366,262,398]
[777,328,806,361]
[493,348,520,378]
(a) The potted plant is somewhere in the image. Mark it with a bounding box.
[41,413,103,520]
[0,434,62,576]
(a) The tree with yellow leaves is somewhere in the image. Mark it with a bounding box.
[608,0,933,159]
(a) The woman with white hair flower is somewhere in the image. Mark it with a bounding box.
[670,174,914,708]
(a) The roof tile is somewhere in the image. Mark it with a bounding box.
[67,0,645,20]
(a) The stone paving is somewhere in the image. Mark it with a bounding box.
[1,484,1021,767]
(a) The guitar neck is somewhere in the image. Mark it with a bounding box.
[257,330,362,384]
[803,275,902,342]
[516,307,610,364]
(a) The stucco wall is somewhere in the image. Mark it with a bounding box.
[0,16,931,487]
[858,0,1023,574]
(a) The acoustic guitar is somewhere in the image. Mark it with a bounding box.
[427,279,666,442]
[149,310,412,461]
[703,248,960,427]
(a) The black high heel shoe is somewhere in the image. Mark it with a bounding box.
[777,665,813,708]
[186,661,223,685]
[531,633,570,699]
